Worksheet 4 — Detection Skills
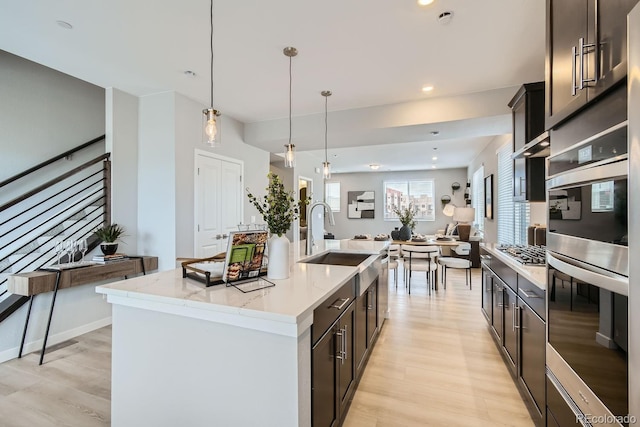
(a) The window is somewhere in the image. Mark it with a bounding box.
[497,143,514,244]
[472,167,484,231]
[497,142,530,245]
[324,181,340,212]
[383,180,435,221]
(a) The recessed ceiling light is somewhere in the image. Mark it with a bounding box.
[431,131,440,136]
[369,164,380,170]
[432,165,437,169]
[432,156,438,161]
[56,20,73,29]
[184,70,197,77]
[422,85,434,93]
[417,0,434,5]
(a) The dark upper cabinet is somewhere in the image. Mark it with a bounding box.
[546,0,639,129]
[509,83,547,202]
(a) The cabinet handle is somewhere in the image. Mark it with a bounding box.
[578,37,597,90]
[330,298,350,310]
[367,289,374,310]
[519,177,526,195]
[512,303,516,331]
[335,329,344,362]
[572,44,578,96]
[515,306,521,330]
[519,289,540,299]
[340,325,347,365]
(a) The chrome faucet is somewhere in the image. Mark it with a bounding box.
[306,201,335,255]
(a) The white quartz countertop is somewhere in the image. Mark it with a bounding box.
[96,239,389,337]
[481,243,547,290]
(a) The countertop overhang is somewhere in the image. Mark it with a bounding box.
[96,239,389,338]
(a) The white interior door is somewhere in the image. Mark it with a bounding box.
[195,153,243,258]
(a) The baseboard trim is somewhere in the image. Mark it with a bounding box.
[0,316,112,364]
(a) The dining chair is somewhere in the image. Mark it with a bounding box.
[400,244,440,294]
[437,242,472,290]
[388,244,402,288]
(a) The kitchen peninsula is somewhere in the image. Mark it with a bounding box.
[96,239,389,427]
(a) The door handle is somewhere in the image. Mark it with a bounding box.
[222,233,228,239]
[214,234,222,240]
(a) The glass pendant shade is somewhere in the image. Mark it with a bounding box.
[202,109,220,146]
[322,161,331,179]
[284,144,296,168]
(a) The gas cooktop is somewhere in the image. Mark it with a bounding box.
[496,245,547,266]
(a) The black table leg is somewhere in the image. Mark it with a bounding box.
[39,270,61,365]
[18,295,35,358]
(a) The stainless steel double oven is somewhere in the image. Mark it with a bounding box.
[546,121,630,426]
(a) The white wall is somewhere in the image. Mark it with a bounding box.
[137,92,177,271]
[0,50,105,180]
[326,168,468,240]
[106,88,139,253]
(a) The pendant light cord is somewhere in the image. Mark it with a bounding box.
[324,95,328,163]
[288,55,292,146]
[210,0,214,108]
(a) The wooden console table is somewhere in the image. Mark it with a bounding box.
[7,256,158,364]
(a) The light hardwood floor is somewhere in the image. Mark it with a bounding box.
[0,267,534,426]
[344,267,535,427]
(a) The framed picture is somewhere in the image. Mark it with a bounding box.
[347,191,375,218]
[484,174,493,219]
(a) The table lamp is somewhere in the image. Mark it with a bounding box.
[453,207,475,241]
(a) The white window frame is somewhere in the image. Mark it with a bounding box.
[324,181,341,212]
[383,180,435,221]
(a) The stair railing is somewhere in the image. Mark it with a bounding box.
[0,135,109,308]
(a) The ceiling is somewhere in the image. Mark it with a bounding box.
[0,0,546,172]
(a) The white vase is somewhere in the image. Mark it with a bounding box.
[267,234,290,280]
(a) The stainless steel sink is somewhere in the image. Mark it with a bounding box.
[300,252,371,266]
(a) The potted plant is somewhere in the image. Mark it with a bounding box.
[246,173,310,279]
[392,204,416,241]
[94,223,125,255]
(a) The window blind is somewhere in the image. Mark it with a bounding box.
[497,143,514,244]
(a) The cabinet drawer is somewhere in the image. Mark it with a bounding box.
[517,276,546,321]
[312,278,356,345]
[491,257,517,291]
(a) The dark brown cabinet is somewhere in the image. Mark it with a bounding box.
[312,301,355,427]
[546,0,638,129]
[481,250,546,426]
[509,83,547,202]
[355,279,379,375]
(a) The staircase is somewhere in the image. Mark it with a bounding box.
[0,136,109,319]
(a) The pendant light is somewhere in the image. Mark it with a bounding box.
[202,0,221,147]
[283,47,298,168]
[321,90,332,179]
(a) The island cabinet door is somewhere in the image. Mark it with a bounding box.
[337,303,356,420]
[366,281,378,347]
[502,285,518,375]
[312,328,338,427]
[354,292,368,374]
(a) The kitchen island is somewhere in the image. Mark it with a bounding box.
[96,239,389,427]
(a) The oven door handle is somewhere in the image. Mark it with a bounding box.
[547,252,629,296]
[546,155,627,189]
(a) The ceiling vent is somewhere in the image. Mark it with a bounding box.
[437,11,453,25]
